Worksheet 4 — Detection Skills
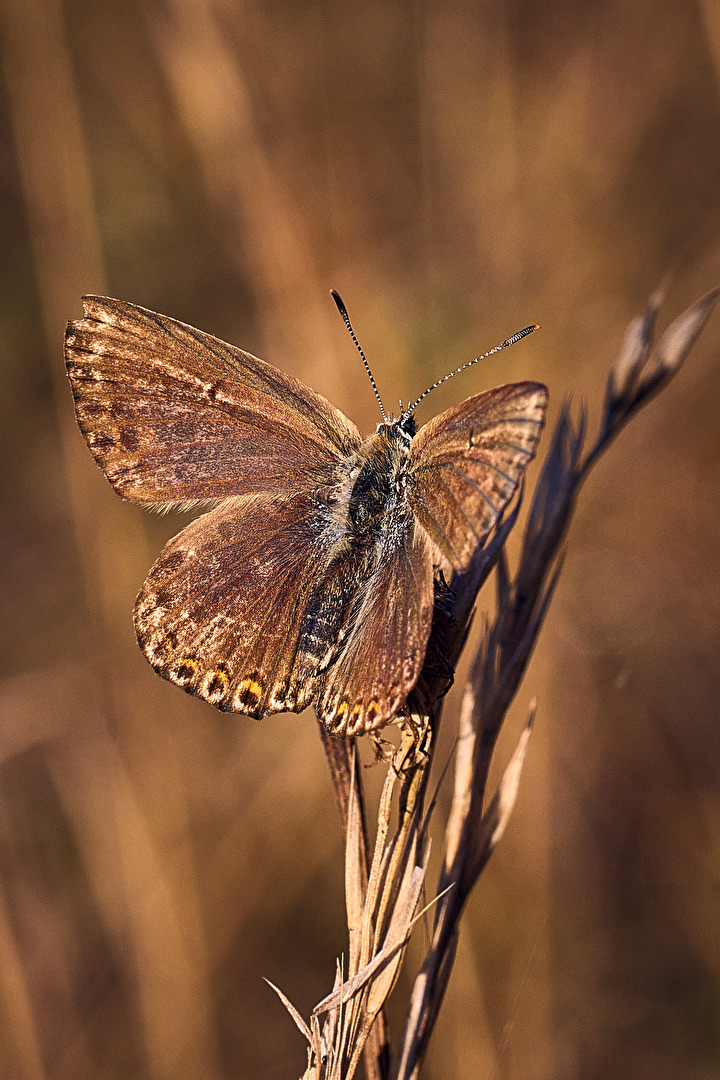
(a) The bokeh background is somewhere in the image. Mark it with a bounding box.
[2,1,720,1077]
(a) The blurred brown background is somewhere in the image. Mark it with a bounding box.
[1,0,720,1077]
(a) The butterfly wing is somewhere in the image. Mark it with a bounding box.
[407,382,548,570]
[134,491,371,716]
[65,296,362,505]
[316,516,435,735]
[67,296,546,731]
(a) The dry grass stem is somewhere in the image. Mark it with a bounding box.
[267,289,720,1080]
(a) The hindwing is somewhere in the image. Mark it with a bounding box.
[317,516,435,735]
[407,382,547,570]
[134,491,370,716]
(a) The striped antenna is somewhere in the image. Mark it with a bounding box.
[404,323,540,419]
[331,290,386,421]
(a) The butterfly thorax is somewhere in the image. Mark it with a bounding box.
[343,417,416,543]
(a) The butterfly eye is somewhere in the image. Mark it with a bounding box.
[399,418,416,445]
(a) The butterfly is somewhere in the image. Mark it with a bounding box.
[65,294,547,736]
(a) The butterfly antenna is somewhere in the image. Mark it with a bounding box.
[331,290,386,421]
[404,323,540,418]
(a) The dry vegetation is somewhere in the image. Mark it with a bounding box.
[1,2,720,1079]
[278,287,717,1079]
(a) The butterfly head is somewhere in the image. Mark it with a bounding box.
[376,412,417,448]
[332,289,539,446]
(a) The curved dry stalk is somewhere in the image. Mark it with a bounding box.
[285,288,718,1080]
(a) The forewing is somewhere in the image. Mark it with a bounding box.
[316,519,435,735]
[134,492,344,716]
[65,296,361,505]
[407,382,548,570]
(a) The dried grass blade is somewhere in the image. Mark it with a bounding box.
[264,977,312,1042]
[464,707,535,890]
[443,679,478,874]
[345,744,366,969]
[608,284,664,403]
[648,287,720,378]
[367,855,428,1013]
[492,551,565,719]
[315,861,428,1015]
[373,733,430,938]
[356,763,399,968]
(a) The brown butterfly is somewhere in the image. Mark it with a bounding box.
[65,294,547,736]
